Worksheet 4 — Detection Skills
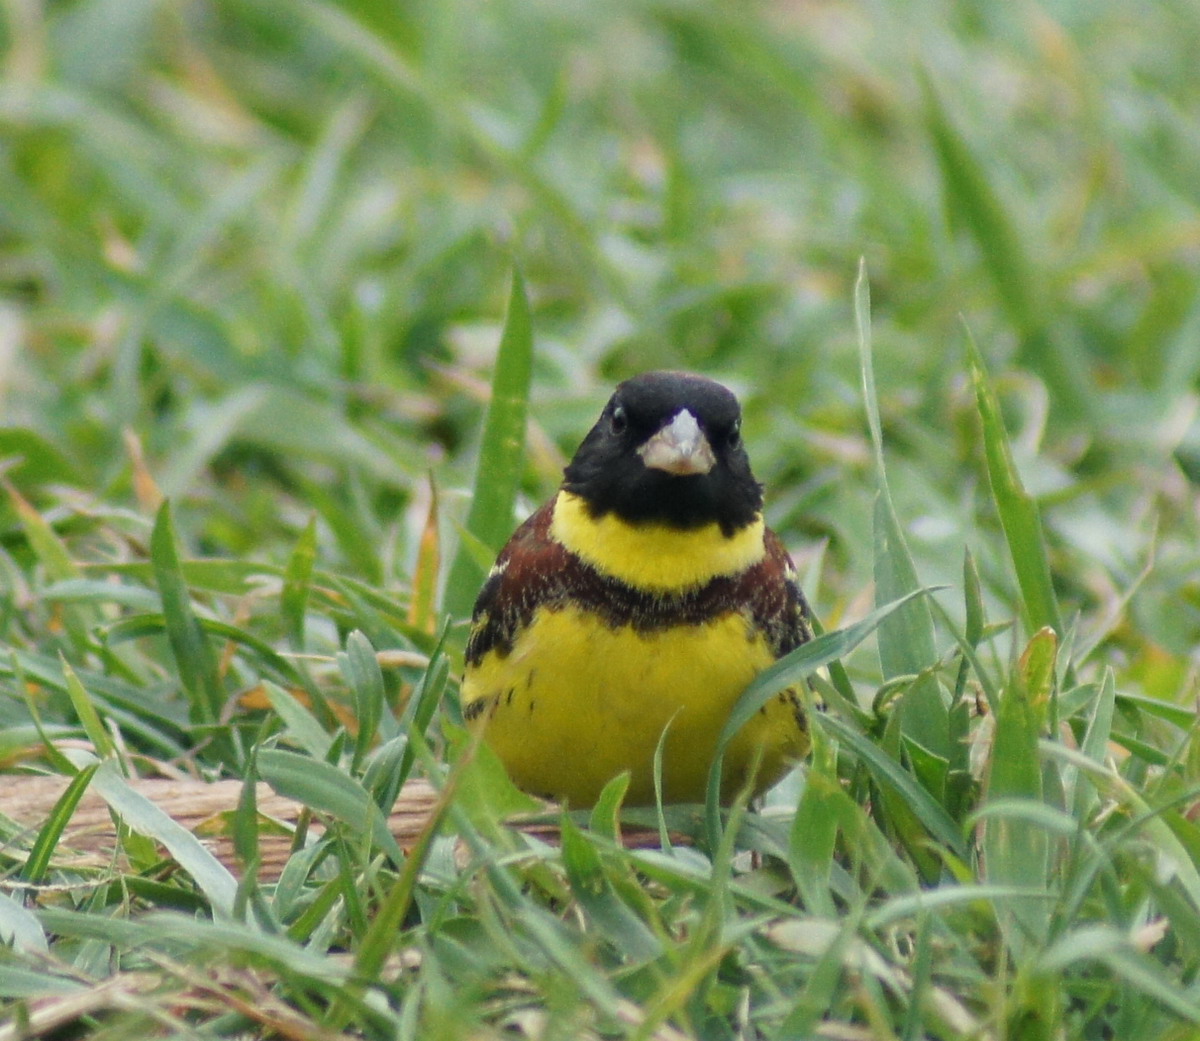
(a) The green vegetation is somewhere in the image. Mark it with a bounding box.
[3,1,1200,1037]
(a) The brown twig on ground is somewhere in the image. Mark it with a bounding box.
[0,773,673,883]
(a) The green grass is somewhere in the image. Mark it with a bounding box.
[3,0,1200,1037]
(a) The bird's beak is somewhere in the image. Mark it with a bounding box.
[637,409,716,476]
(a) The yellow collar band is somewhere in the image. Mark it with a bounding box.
[549,490,765,591]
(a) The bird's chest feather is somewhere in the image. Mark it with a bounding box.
[465,603,779,804]
[473,602,770,725]
[460,491,807,804]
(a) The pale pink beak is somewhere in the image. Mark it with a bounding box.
[637,410,716,476]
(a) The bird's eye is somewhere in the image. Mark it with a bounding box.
[727,422,741,448]
[611,405,628,434]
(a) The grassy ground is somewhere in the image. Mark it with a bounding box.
[3,0,1200,1037]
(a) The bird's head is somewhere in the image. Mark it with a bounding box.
[562,371,763,535]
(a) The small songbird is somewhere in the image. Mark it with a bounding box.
[461,371,813,806]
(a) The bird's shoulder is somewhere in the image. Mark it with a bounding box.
[740,525,812,657]
[464,500,569,667]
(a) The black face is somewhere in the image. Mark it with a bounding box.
[562,371,763,534]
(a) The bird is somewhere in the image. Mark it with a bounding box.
[460,370,813,806]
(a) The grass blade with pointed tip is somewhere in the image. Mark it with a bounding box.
[855,261,948,765]
[788,730,838,915]
[922,73,1090,420]
[91,760,239,919]
[1072,668,1116,821]
[407,477,441,636]
[334,730,477,1030]
[4,481,80,584]
[965,328,1065,646]
[281,515,318,651]
[443,266,534,621]
[0,891,49,954]
[265,679,333,760]
[233,757,260,875]
[705,587,938,847]
[560,813,662,962]
[60,657,116,760]
[16,655,78,776]
[20,762,99,884]
[256,747,405,869]
[150,500,226,728]
[340,630,384,772]
[922,75,1040,335]
[387,635,451,807]
[5,481,95,651]
[817,712,965,858]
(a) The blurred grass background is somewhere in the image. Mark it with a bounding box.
[6,0,1197,619]
[3,0,1200,1038]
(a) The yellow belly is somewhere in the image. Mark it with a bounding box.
[461,604,807,806]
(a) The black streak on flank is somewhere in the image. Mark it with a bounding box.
[464,502,811,668]
[463,695,495,722]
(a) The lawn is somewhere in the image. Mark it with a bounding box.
[3,1,1200,1038]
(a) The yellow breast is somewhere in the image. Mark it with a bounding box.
[461,493,807,806]
[461,604,805,805]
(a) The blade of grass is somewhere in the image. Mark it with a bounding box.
[878,701,943,882]
[0,892,48,954]
[385,631,451,807]
[855,261,949,765]
[299,476,383,585]
[16,670,79,775]
[788,727,839,915]
[943,549,986,821]
[590,771,631,842]
[866,882,1056,932]
[965,327,1066,648]
[332,727,490,1030]
[340,630,383,772]
[921,73,1091,420]
[0,428,79,485]
[256,747,405,869]
[407,476,441,636]
[560,812,662,962]
[443,723,542,835]
[104,613,304,688]
[232,748,262,876]
[91,760,239,919]
[923,74,1041,332]
[264,679,333,760]
[150,500,227,730]
[19,762,99,884]
[3,482,81,584]
[1072,668,1116,821]
[443,266,533,621]
[982,628,1056,952]
[1039,926,1200,1023]
[777,916,858,1038]
[5,481,95,651]
[817,713,965,858]
[60,657,116,761]
[1043,743,1200,912]
[705,587,939,848]
[281,515,318,651]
